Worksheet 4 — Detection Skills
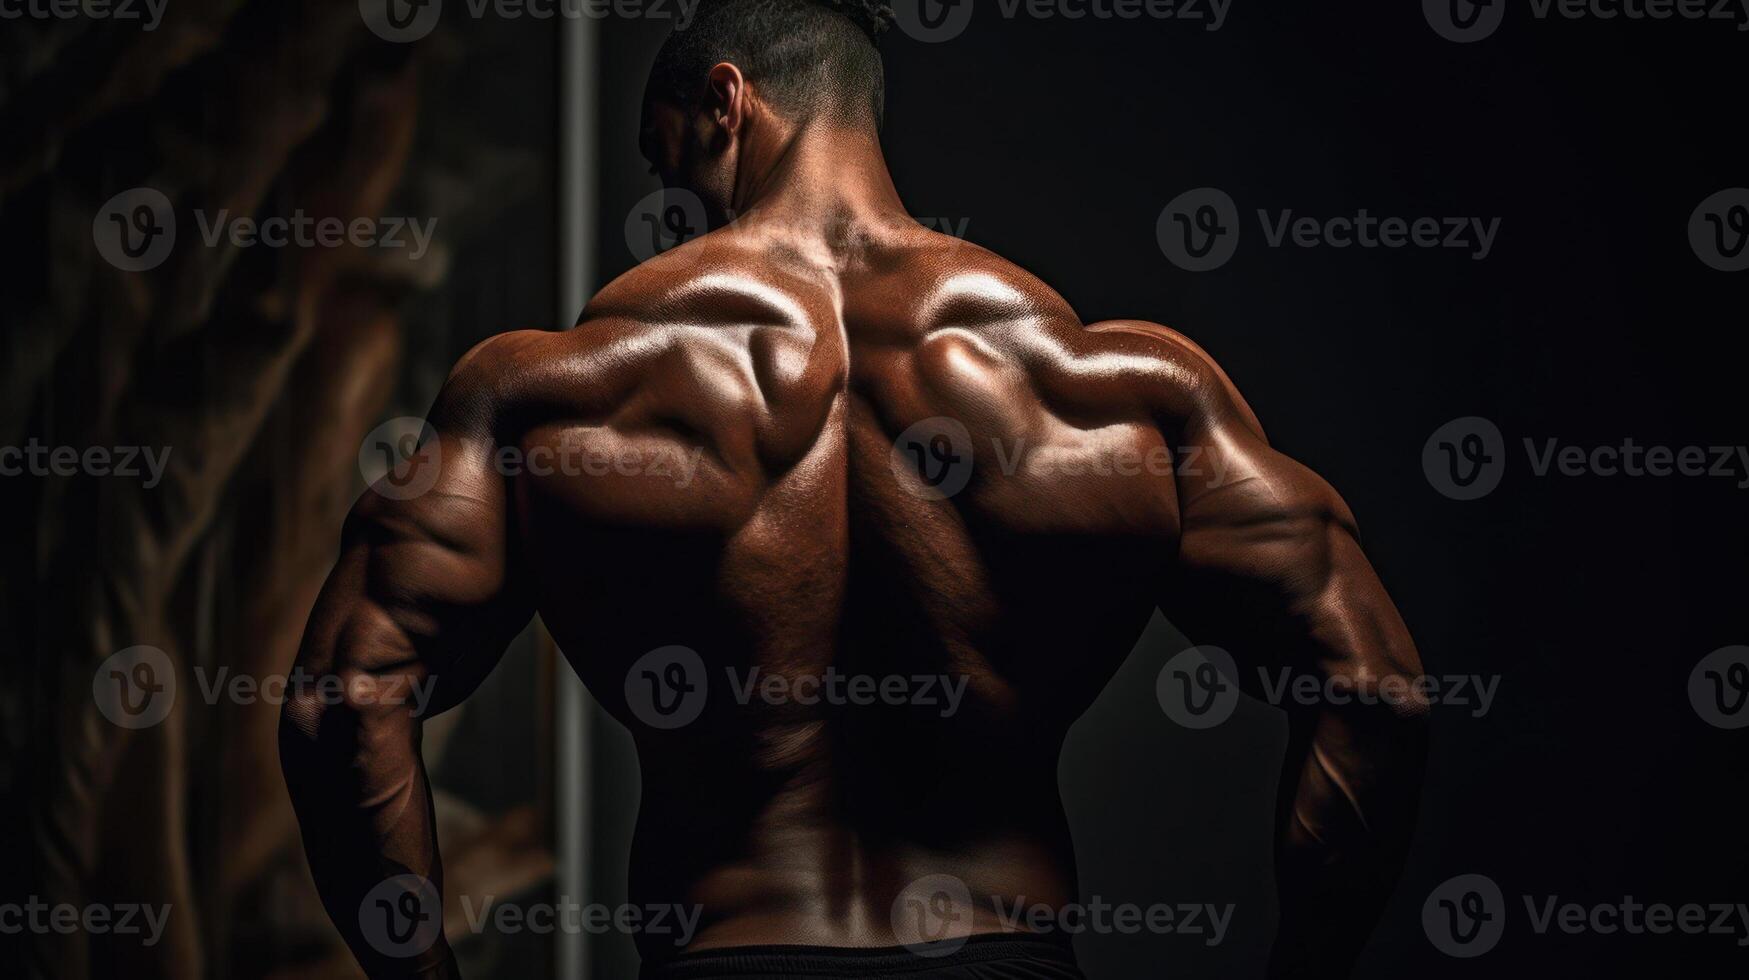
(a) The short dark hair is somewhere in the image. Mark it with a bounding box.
[648,0,893,129]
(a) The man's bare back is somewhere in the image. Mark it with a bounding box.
[281,7,1427,977]
[508,220,1192,951]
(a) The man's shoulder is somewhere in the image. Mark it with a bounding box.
[892,232,1082,331]
[880,237,1231,410]
[584,230,838,332]
[439,233,797,407]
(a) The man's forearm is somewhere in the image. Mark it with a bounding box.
[279,682,457,979]
[1267,691,1428,978]
[277,543,461,980]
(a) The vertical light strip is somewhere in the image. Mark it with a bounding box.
[556,11,598,980]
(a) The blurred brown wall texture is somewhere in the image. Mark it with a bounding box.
[3,5,561,977]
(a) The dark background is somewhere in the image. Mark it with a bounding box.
[5,2,1744,978]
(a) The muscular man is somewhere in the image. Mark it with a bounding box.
[280,3,1428,977]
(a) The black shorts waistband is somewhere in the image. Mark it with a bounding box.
[640,931,1082,978]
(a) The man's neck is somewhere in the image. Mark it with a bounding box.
[728,116,910,249]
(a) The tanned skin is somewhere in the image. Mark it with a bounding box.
[280,60,1428,979]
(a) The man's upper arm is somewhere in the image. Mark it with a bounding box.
[1087,319,1424,697]
[285,334,538,733]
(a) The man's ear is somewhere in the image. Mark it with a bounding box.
[702,62,747,137]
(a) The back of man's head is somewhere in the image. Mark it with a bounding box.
[648,0,894,130]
